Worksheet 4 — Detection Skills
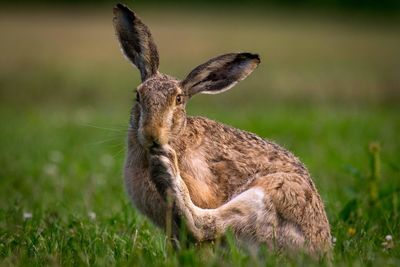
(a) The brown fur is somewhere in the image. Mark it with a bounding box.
[114,3,332,258]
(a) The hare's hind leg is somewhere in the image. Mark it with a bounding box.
[212,187,279,246]
[149,146,280,246]
[251,173,332,256]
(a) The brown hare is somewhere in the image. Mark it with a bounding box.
[113,3,332,257]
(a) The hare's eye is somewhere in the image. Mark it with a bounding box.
[135,91,140,103]
[176,95,183,105]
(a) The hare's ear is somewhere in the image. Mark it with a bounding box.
[181,53,260,97]
[113,3,159,82]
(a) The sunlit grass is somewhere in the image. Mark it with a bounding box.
[1,105,399,266]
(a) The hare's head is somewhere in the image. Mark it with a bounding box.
[113,3,260,148]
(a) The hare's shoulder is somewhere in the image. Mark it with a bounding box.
[186,116,310,177]
[187,115,287,152]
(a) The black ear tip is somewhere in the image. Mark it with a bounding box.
[114,3,124,13]
[115,3,127,10]
[114,3,133,13]
[113,3,136,20]
[238,52,261,63]
[247,53,261,63]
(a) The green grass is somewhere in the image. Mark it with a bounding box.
[0,6,399,266]
[1,106,399,266]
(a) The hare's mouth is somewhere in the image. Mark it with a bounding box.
[137,131,166,150]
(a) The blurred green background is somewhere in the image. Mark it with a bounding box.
[0,0,399,266]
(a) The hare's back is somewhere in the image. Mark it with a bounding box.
[183,116,311,189]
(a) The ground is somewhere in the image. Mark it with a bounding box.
[0,6,399,266]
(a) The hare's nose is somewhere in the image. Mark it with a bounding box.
[143,131,160,147]
[150,140,160,149]
[141,125,164,147]
[149,137,160,147]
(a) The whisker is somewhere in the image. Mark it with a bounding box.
[85,137,125,146]
[112,147,126,159]
[78,123,127,132]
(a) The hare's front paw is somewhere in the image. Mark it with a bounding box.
[148,146,178,199]
[149,145,178,171]
[149,144,179,176]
